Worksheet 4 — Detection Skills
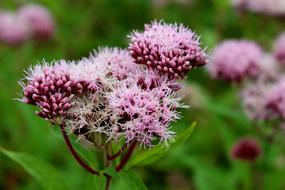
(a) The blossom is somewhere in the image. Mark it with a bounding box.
[273,33,285,65]
[64,92,114,143]
[20,61,73,123]
[90,48,140,80]
[107,69,183,147]
[0,11,29,45]
[241,81,268,120]
[207,40,263,82]
[18,21,200,148]
[18,4,55,39]
[231,0,285,16]
[258,54,281,81]
[231,137,262,162]
[264,77,285,120]
[69,58,106,92]
[247,0,285,16]
[128,21,207,79]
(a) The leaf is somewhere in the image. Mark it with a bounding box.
[127,122,196,167]
[120,170,147,190]
[0,146,69,190]
[94,174,106,190]
[104,167,120,178]
[203,100,251,128]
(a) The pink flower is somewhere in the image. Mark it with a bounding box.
[241,81,268,120]
[18,4,55,39]
[232,0,285,16]
[265,77,285,120]
[20,61,73,123]
[90,47,140,80]
[128,21,207,79]
[107,69,183,147]
[231,137,262,162]
[247,0,285,16]
[273,33,285,65]
[208,40,263,82]
[0,11,29,45]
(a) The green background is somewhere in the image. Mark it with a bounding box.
[1,0,285,189]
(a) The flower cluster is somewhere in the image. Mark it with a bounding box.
[19,21,207,147]
[232,0,285,16]
[0,4,54,45]
[18,4,55,39]
[207,40,262,82]
[129,21,207,79]
[20,61,71,121]
[0,12,29,45]
[264,77,285,120]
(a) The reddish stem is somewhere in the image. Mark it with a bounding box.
[105,175,112,190]
[107,143,128,160]
[60,126,99,175]
[115,141,137,172]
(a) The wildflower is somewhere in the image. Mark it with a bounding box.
[231,137,262,162]
[90,48,140,80]
[265,77,285,120]
[128,21,207,79]
[18,4,55,39]
[0,11,29,45]
[107,69,183,147]
[273,33,285,65]
[247,0,285,16]
[64,92,114,143]
[207,40,262,82]
[241,81,268,120]
[20,61,73,124]
[258,54,281,81]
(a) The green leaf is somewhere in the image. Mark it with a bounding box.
[0,146,69,190]
[120,170,147,190]
[104,167,120,178]
[127,122,196,167]
[94,174,106,190]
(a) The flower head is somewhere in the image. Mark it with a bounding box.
[64,92,114,143]
[128,21,207,79]
[108,69,183,147]
[18,4,55,39]
[241,81,268,120]
[208,40,263,82]
[264,77,285,120]
[273,33,285,65]
[0,11,29,45]
[90,47,140,80]
[247,0,285,16]
[20,61,73,123]
[231,137,262,162]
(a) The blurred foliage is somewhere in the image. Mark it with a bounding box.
[1,0,285,189]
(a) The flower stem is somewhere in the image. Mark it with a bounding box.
[107,143,128,160]
[60,125,99,175]
[115,141,137,172]
[105,175,112,190]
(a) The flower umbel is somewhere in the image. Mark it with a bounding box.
[208,40,262,82]
[18,21,206,189]
[128,21,207,79]
[107,70,183,147]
